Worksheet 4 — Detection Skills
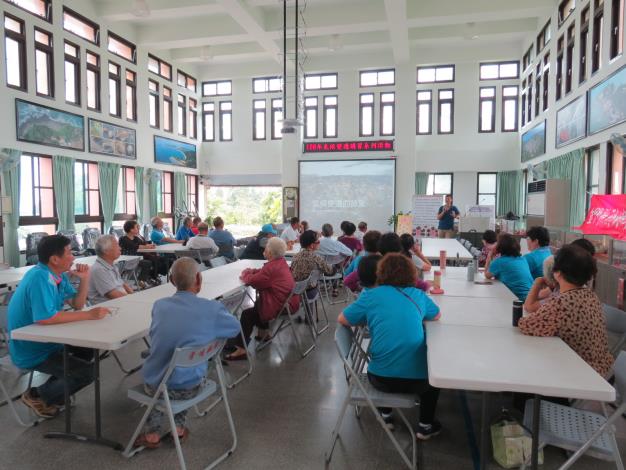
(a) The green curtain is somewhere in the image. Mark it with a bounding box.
[98,162,120,233]
[52,155,75,232]
[135,166,144,223]
[2,149,20,267]
[496,170,524,217]
[147,169,160,220]
[538,148,586,227]
[173,172,188,230]
[415,172,429,195]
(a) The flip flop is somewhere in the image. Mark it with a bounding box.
[134,434,161,449]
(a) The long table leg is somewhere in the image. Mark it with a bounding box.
[531,394,541,470]
[479,391,489,470]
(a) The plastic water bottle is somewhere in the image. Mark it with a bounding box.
[466,261,475,281]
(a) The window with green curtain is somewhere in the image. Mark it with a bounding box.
[173,172,187,230]
[415,172,429,195]
[2,149,20,267]
[147,169,160,220]
[135,166,144,223]
[97,162,120,233]
[52,155,75,232]
[496,170,524,217]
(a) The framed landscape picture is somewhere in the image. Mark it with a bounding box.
[588,65,626,134]
[88,118,136,160]
[556,95,586,148]
[154,135,197,168]
[15,99,84,151]
[521,120,546,162]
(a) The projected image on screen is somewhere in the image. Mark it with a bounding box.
[299,159,395,232]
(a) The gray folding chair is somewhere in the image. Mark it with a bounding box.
[209,256,228,268]
[302,270,330,336]
[325,326,418,470]
[189,248,216,270]
[522,351,626,470]
[25,232,49,266]
[82,228,101,255]
[141,223,152,241]
[603,304,626,356]
[109,227,125,240]
[123,339,236,470]
[219,287,252,388]
[320,254,351,306]
[257,279,316,358]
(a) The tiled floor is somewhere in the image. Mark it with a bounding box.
[0,298,624,469]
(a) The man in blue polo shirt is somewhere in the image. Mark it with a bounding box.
[150,216,184,246]
[208,216,237,260]
[8,235,109,418]
[436,194,459,239]
[524,226,552,279]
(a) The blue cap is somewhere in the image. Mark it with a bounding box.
[261,223,277,235]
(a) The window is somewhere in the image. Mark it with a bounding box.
[417,65,455,83]
[202,102,215,141]
[479,87,496,133]
[426,173,453,196]
[580,6,590,83]
[586,147,600,209]
[5,0,51,21]
[610,0,624,59]
[177,94,186,136]
[219,101,232,141]
[18,154,56,249]
[536,20,552,54]
[148,79,159,128]
[125,70,136,121]
[34,28,53,97]
[556,35,564,101]
[186,175,198,212]
[271,98,283,140]
[202,80,231,96]
[74,160,101,231]
[107,32,136,63]
[592,0,604,73]
[62,7,99,45]
[253,99,266,140]
[359,93,374,136]
[479,61,519,80]
[86,51,100,111]
[64,41,80,105]
[304,97,318,139]
[253,76,282,93]
[522,46,532,71]
[542,54,550,111]
[163,86,173,132]
[147,54,172,81]
[108,61,120,117]
[521,81,527,126]
[535,63,542,116]
[323,96,338,138]
[416,90,432,135]
[177,69,196,92]
[4,14,26,90]
[609,141,625,193]
[188,98,197,139]
[565,23,575,94]
[304,73,338,90]
[360,68,395,87]
[157,171,173,230]
[477,173,497,206]
[502,86,519,132]
[559,0,576,24]
[527,73,533,120]
[380,92,395,136]
[114,166,136,218]
[437,89,454,134]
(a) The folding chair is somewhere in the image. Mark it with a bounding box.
[82,228,101,255]
[603,304,626,356]
[522,351,626,470]
[325,326,418,470]
[189,248,216,270]
[25,232,49,266]
[257,279,316,358]
[210,256,228,268]
[219,288,253,388]
[302,270,330,336]
[123,339,237,470]
[320,255,351,306]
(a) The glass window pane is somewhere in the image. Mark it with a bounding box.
[439,90,453,100]
[255,111,265,138]
[205,114,214,140]
[35,49,49,95]
[115,172,124,213]
[381,105,393,134]
[480,64,499,79]
[41,188,54,217]
[418,104,430,133]
[436,66,454,81]
[306,109,316,137]
[480,88,495,97]
[440,103,451,132]
[434,175,451,194]
[305,97,317,106]
[148,56,158,73]
[321,74,337,88]
[481,102,493,131]
[360,71,377,86]
[222,114,232,140]
[500,62,518,78]
[324,96,337,106]
[65,61,76,102]
[503,100,516,130]
[417,91,431,100]
[361,107,373,135]
[109,78,118,114]
[89,190,100,216]
[479,174,497,193]
[478,194,496,206]
[326,108,337,137]
[360,94,374,104]
[4,16,22,33]
[19,156,33,216]
[503,86,518,97]
[378,70,394,84]
[381,92,395,102]
[40,157,52,186]
[417,68,435,83]
[254,100,266,109]
[5,37,21,87]
[426,175,435,195]
[218,81,231,94]
[305,75,320,90]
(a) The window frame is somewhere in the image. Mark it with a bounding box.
[148,79,159,129]
[188,97,197,139]
[536,20,552,54]
[202,102,215,142]
[559,0,577,25]
[219,101,232,141]
[478,61,520,80]
[114,166,136,221]
[74,159,103,227]
[34,26,54,98]
[359,92,375,137]
[323,95,338,138]
[417,64,456,84]
[177,69,197,93]
[359,68,396,87]
[304,96,318,139]
[108,60,121,118]
[19,153,57,228]
[147,54,172,81]
[592,0,604,74]
[502,85,519,132]
[125,69,136,122]
[426,172,454,196]
[416,90,432,135]
[186,174,198,213]
[580,5,590,84]
[158,171,174,226]
[163,86,173,133]
[177,93,186,137]
[107,31,136,64]
[86,50,100,111]
[4,13,27,91]
[4,0,51,22]
[437,88,454,135]
[271,98,283,140]
[478,86,496,133]
[64,40,81,106]
[202,80,232,97]
[252,76,282,94]
[610,0,624,59]
[304,72,338,90]
[62,6,100,46]
[542,54,550,112]
[252,98,267,141]
[565,23,575,95]
[477,172,497,206]
[379,92,395,136]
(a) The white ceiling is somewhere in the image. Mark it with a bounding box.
[93,0,553,67]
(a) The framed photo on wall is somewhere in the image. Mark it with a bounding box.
[588,65,626,135]
[521,120,546,162]
[282,187,298,222]
[153,135,197,168]
[15,99,85,151]
[88,118,136,159]
[556,95,587,147]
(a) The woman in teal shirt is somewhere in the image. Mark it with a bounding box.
[338,253,442,440]
[485,233,534,301]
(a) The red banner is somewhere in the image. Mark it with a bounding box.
[573,194,626,240]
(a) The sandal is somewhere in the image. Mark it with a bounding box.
[175,427,190,443]
[225,351,248,361]
[134,433,161,449]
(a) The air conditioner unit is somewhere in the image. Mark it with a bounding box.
[526,179,570,228]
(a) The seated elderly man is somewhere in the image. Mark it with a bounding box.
[135,257,240,448]
[150,217,183,246]
[186,222,219,252]
[88,234,133,304]
[318,223,353,265]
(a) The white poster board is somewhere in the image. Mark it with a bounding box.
[465,205,495,218]
[412,195,442,230]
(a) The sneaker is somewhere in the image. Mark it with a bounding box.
[416,420,442,440]
[21,390,59,419]
[380,411,395,431]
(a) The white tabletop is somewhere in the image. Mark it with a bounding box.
[420,238,473,260]
[428,276,515,300]
[431,296,514,328]
[137,244,190,254]
[285,243,301,257]
[426,323,615,401]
